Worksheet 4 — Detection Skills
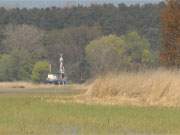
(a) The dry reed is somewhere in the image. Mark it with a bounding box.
[86,69,180,106]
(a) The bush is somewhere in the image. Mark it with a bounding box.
[31,61,49,82]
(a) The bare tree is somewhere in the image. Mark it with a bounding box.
[1,24,46,80]
[3,24,45,60]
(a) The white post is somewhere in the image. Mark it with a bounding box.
[49,64,52,73]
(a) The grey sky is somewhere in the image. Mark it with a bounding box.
[0,0,164,8]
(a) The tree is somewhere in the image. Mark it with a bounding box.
[160,0,180,67]
[31,61,49,82]
[86,35,126,75]
[3,24,45,60]
[86,32,156,75]
[0,52,35,81]
[9,49,34,80]
[1,24,46,80]
[0,54,15,81]
[122,32,156,69]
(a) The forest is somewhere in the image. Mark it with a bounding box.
[0,2,165,82]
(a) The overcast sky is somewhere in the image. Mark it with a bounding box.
[0,0,164,8]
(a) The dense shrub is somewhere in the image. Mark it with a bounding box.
[31,61,49,82]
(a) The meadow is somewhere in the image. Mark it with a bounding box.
[0,94,180,135]
[0,94,180,134]
[1,70,180,135]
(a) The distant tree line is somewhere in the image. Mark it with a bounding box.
[0,3,164,49]
[0,2,165,82]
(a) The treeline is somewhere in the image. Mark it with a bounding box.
[0,3,165,82]
[0,3,164,49]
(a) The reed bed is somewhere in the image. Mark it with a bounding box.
[86,69,180,106]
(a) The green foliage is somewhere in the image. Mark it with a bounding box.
[86,32,156,74]
[86,35,125,74]
[0,54,14,81]
[10,49,34,80]
[0,25,46,81]
[31,61,49,82]
[0,51,35,81]
[122,32,156,68]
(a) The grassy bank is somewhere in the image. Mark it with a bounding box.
[0,95,180,135]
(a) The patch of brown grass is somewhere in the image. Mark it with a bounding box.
[0,82,57,89]
[85,69,180,107]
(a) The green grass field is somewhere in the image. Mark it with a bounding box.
[0,89,180,135]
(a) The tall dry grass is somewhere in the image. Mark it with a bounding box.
[86,69,180,106]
